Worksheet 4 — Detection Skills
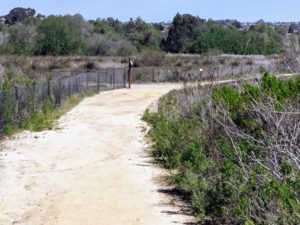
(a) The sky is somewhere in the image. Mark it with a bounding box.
[0,0,299,23]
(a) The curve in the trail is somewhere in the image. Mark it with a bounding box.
[0,84,194,225]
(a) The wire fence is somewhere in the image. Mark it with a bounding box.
[0,68,126,136]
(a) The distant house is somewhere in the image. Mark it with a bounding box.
[0,32,9,45]
[161,22,171,33]
[0,16,5,24]
[36,13,46,20]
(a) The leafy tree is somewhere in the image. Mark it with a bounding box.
[232,20,242,29]
[5,7,36,25]
[162,13,204,53]
[184,22,283,55]
[123,17,163,51]
[34,15,86,55]
[288,24,298,34]
[87,32,136,56]
[7,22,36,54]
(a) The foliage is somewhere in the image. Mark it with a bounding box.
[6,22,36,54]
[34,15,86,55]
[22,94,84,131]
[134,49,167,67]
[4,7,36,25]
[144,74,300,225]
[0,69,92,135]
[1,68,35,90]
[0,10,296,56]
[86,31,136,56]
[161,13,204,53]
[184,23,283,55]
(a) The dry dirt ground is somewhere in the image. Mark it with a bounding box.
[0,84,196,225]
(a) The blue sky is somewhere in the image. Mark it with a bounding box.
[0,0,299,22]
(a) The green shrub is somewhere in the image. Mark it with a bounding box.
[144,74,300,224]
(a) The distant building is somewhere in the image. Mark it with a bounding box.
[161,22,171,33]
[0,32,9,45]
[36,13,46,20]
[0,16,5,24]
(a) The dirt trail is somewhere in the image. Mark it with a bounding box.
[0,84,196,225]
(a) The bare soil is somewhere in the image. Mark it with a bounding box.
[0,84,195,225]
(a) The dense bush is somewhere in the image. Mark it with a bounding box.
[6,22,36,54]
[4,7,36,25]
[34,15,87,55]
[161,13,204,53]
[183,23,283,55]
[144,74,300,224]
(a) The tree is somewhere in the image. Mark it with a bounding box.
[5,7,36,25]
[7,22,36,54]
[288,24,297,34]
[34,15,86,55]
[232,20,242,29]
[123,17,163,51]
[162,13,204,53]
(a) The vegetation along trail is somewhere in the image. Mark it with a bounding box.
[0,84,196,225]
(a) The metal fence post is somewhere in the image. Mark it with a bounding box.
[106,68,108,84]
[68,76,71,97]
[110,69,113,88]
[123,68,126,88]
[113,68,115,89]
[32,82,36,113]
[76,74,79,93]
[86,72,88,91]
[56,79,62,106]
[97,72,100,91]
[47,80,51,101]
[14,87,19,125]
[153,67,155,82]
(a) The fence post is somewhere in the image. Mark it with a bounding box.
[14,86,19,125]
[56,79,62,106]
[153,67,155,82]
[32,82,36,113]
[106,68,108,84]
[86,72,88,91]
[47,80,51,101]
[110,69,113,88]
[113,68,115,89]
[76,74,79,93]
[123,68,126,88]
[97,71,100,91]
[68,76,71,97]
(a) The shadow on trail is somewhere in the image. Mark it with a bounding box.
[136,144,197,224]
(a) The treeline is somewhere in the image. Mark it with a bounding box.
[0,8,297,56]
[162,14,285,54]
[0,12,164,56]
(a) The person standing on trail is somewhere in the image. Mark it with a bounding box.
[128,58,133,89]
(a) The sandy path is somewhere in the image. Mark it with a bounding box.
[0,84,194,225]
